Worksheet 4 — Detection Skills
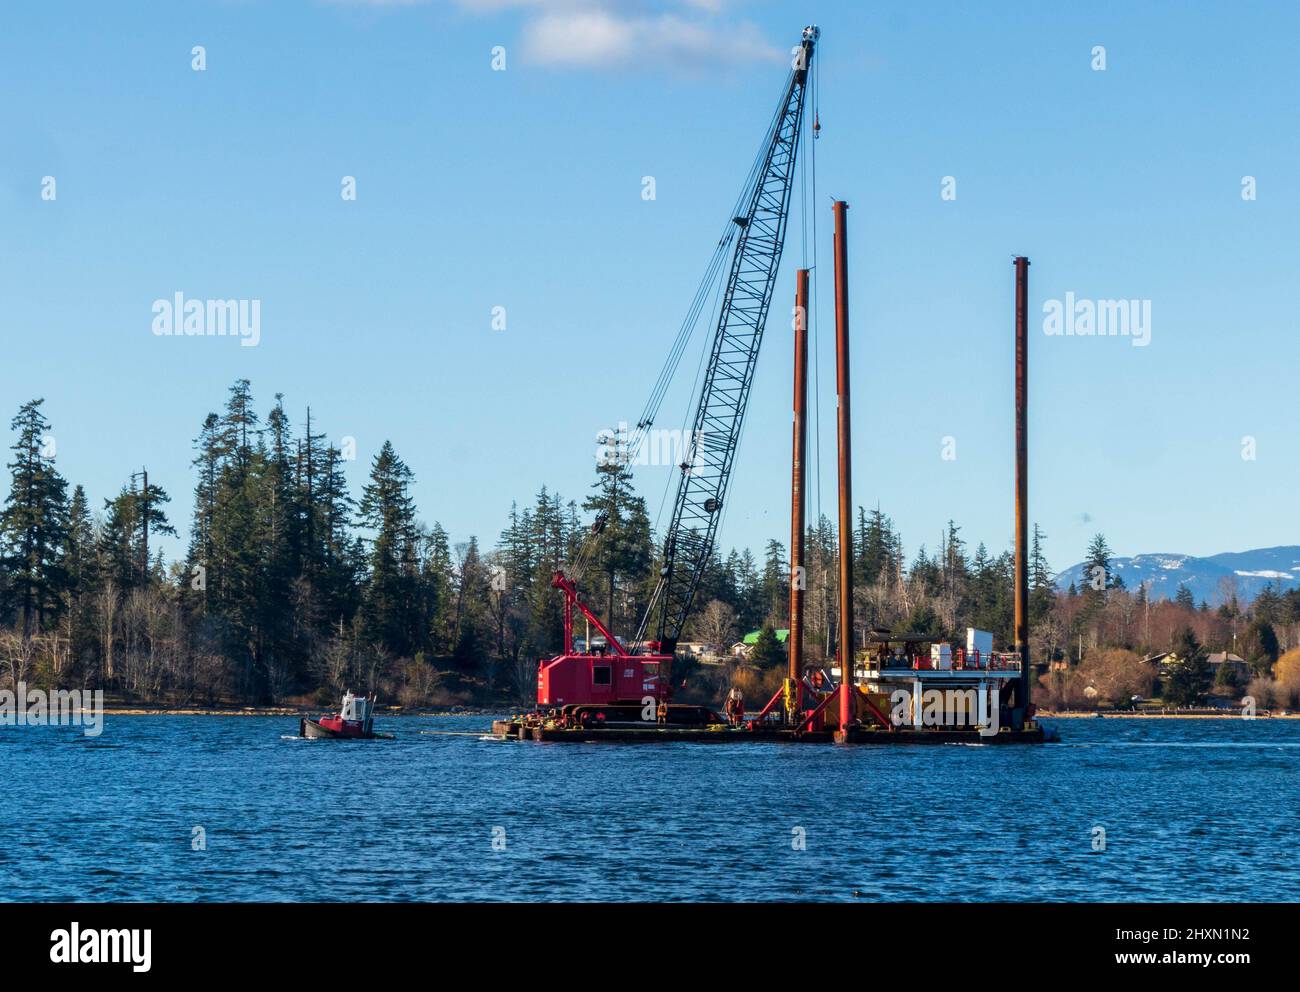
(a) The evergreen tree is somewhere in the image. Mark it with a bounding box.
[99,486,143,591]
[580,458,651,636]
[452,537,491,670]
[735,548,762,632]
[254,396,301,687]
[761,539,787,624]
[526,487,566,656]
[205,383,268,697]
[62,484,98,671]
[358,440,420,657]
[857,506,893,586]
[101,475,175,590]
[422,521,455,654]
[940,520,968,581]
[1029,523,1055,623]
[967,542,997,632]
[1253,583,1281,624]
[0,399,69,638]
[220,379,258,468]
[749,623,786,669]
[904,600,942,638]
[316,441,359,627]
[1239,618,1279,676]
[910,545,940,598]
[1083,533,1114,590]
[186,412,224,612]
[1165,626,1209,706]
[721,550,745,614]
[1079,533,1115,629]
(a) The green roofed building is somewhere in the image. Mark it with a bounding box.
[741,629,790,646]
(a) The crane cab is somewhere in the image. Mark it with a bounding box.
[537,652,671,708]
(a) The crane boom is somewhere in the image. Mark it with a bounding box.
[651,25,818,655]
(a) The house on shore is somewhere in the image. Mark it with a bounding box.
[1206,651,1249,679]
[731,628,790,659]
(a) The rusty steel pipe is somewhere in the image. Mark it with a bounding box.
[788,268,809,718]
[1013,256,1031,726]
[832,202,855,741]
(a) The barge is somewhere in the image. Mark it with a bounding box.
[491,628,1051,745]
[492,721,1047,745]
[487,28,1052,747]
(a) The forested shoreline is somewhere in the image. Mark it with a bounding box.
[3,380,1300,710]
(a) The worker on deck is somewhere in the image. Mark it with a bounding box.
[724,687,745,726]
[656,700,669,725]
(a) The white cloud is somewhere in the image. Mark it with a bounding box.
[452,0,782,71]
[450,0,548,11]
[521,9,779,69]
[326,0,440,6]
[328,0,782,71]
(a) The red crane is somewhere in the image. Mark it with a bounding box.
[534,26,820,728]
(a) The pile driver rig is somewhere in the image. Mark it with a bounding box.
[499,24,1049,744]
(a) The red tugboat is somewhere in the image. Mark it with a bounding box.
[300,690,393,740]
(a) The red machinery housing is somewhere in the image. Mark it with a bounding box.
[536,571,671,710]
[536,654,669,709]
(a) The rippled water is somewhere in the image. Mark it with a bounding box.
[3,715,1297,901]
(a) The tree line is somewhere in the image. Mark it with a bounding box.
[3,383,1299,710]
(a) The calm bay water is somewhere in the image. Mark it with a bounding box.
[2,715,1297,902]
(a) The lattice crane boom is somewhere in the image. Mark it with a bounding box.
[650,25,819,655]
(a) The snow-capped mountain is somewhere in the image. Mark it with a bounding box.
[1053,546,1300,605]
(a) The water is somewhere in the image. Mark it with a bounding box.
[3,715,1297,902]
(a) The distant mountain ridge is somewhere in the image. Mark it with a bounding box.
[1053,546,1300,606]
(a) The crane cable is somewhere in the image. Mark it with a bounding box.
[808,42,823,529]
[630,247,731,647]
[569,68,800,589]
[808,42,835,646]
[630,66,805,644]
[565,235,725,583]
[633,60,816,649]
[568,232,733,585]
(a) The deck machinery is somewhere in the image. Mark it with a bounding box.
[494,26,1049,744]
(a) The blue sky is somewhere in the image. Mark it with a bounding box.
[1,0,1297,575]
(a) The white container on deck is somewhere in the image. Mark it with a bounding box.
[931,643,953,670]
[966,628,993,659]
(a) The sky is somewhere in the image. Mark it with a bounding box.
[1,0,1297,577]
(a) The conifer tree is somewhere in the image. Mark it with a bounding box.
[0,399,69,638]
[749,623,786,669]
[761,539,787,625]
[1029,524,1055,623]
[422,521,456,656]
[358,440,419,658]
[62,484,98,670]
[1165,626,1209,706]
[581,458,652,635]
[453,537,491,671]
[186,412,224,612]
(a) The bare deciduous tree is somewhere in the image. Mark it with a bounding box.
[695,599,736,659]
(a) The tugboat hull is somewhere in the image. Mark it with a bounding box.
[299,717,392,740]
